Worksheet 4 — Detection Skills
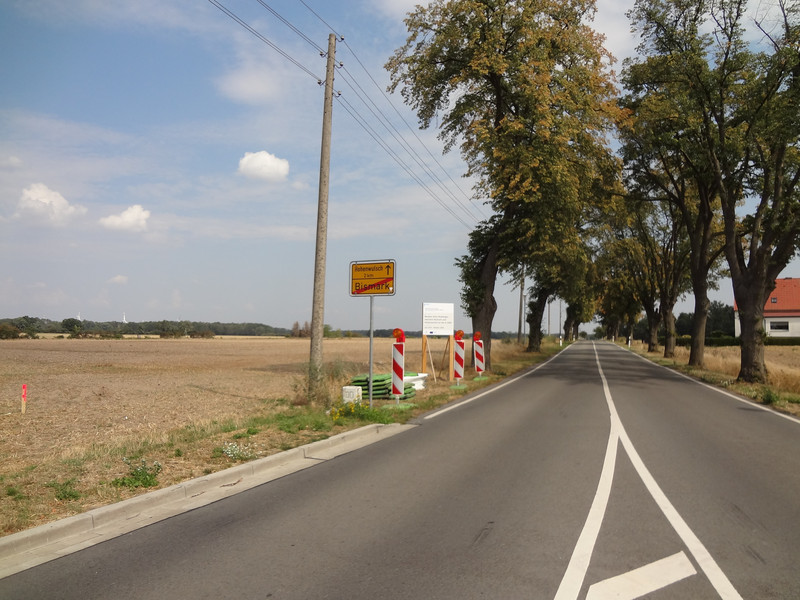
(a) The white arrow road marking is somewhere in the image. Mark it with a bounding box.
[585,552,697,600]
[553,344,743,600]
[553,428,619,600]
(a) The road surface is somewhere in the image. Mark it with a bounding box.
[1,341,798,599]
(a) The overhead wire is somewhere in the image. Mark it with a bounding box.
[335,94,474,228]
[295,1,486,223]
[339,38,488,221]
[207,0,322,82]
[253,0,325,54]
[211,0,482,227]
[336,64,484,223]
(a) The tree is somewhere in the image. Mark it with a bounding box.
[455,219,501,369]
[707,301,735,337]
[627,0,800,382]
[61,318,83,337]
[620,28,727,366]
[388,0,622,366]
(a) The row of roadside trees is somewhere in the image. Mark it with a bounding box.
[386,0,799,383]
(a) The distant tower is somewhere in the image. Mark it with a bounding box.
[77,312,82,322]
[122,312,128,324]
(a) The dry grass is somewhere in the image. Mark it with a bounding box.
[631,341,800,415]
[0,336,552,536]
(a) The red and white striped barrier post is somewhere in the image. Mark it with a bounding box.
[473,331,485,377]
[453,329,465,386]
[392,328,405,403]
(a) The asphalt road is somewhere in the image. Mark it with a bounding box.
[1,341,798,599]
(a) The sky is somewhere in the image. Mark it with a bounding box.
[1,0,796,335]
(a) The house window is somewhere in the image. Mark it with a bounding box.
[771,297,778,303]
[770,321,789,331]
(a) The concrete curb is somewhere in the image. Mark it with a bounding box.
[0,422,414,577]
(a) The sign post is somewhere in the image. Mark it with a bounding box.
[350,260,396,406]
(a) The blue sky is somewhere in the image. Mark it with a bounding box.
[1,0,794,333]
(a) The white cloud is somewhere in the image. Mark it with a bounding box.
[1,156,23,170]
[216,60,286,105]
[372,0,418,19]
[108,274,128,284]
[238,151,290,182]
[14,183,87,226]
[99,204,150,232]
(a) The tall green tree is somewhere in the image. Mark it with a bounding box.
[627,0,800,382]
[388,0,622,365]
[619,50,726,365]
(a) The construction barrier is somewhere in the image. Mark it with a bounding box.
[392,342,404,398]
[474,339,485,374]
[454,339,465,382]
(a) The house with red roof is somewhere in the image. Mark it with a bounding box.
[734,278,800,337]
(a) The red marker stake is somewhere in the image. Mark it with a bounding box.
[22,384,27,414]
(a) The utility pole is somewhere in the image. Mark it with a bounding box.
[517,267,524,344]
[309,33,336,386]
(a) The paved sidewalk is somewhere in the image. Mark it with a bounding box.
[0,423,414,579]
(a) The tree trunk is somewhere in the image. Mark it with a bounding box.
[563,318,574,342]
[470,239,499,371]
[644,307,661,352]
[732,277,771,383]
[688,278,710,367]
[526,289,550,352]
[662,307,676,358]
[738,307,767,382]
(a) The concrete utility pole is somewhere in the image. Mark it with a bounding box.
[309,33,337,380]
[517,268,524,344]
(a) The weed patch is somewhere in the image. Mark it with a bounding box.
[111,458,162,489]
[46,478,81,501]
[328,401,394,424]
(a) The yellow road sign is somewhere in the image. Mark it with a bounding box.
[350,260,396,296]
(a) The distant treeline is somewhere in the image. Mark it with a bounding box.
[0,316,522,340]
[0,316,291,339]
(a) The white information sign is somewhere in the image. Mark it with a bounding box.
[422,302,455,336]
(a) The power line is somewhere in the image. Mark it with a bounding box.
[335,95,473,228]
[211,0,482,227]
[340,38,487,220]
[207,0,322,82]
[252,0,325,54]
[336,66,482,223]
[295,1,485,224]
[296,0,341,38]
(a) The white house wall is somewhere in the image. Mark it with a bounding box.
[733,314,800,337]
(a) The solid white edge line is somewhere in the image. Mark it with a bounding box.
[595,343,744,600]
[585,551,697,600]
[423,343,576,420]
[616,343,800,425]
